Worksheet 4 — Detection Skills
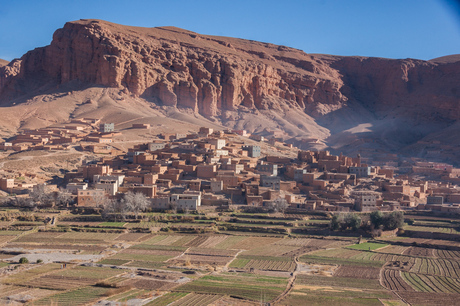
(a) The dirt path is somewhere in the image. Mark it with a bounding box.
[223,249,244,271]
[272,256,299,305]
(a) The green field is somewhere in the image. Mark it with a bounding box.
[347,242,389,251]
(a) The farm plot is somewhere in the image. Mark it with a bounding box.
[347,242,388,251]
[46,232,121,244]
[9,231,65,243]
[227,237,282,250]
[333,265,381,279]
[213,236,246,249]
[170,293,222,306]
[22,265,123,290]
[397,291,460,306]
[195,235,227,248]
[274,238,312,246]
[144,235,190,246]
[1,263,64,285]
[403,246,435,257]
[402,272,460,294]
[130,278,179,290]
[309,247,362,259]
[184,235,208,247]
[287,275,393,306]
[0,235,17,245]
[230,255,295,272]
[375,245,408,254]
[295,274,384,291]
[410,258,460,278]
[145,292,188,306]
[174,273,288,302]
[0,285,31,298]
[171,247,238,266]
[242,244,300,257]
[300,253,384,268]
[32,286,110,305]
[4,242,106,252]
[186,248,239,257]
[114,232,149,242]
[381,269,414,291]
[434,249,460,259]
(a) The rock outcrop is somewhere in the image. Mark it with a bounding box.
[0,20,348,117]
[1,19,459,123]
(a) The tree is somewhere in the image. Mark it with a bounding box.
[330,214,342,231]
[330,213,362,231]
[274,197,289,214]
[102,199,126,222]
[29,185,54,207]
[370,211,384,229]
[55,188,73,207]
[344,213,362,231]
[123,191,150,219]
[383,211,404,230]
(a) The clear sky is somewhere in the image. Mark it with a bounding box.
[1,0,459,62]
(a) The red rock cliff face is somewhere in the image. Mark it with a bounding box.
[0,20,346,116]
[0,19,459,122]
[327,56,460,122]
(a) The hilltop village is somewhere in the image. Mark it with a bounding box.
[1,119,460,215]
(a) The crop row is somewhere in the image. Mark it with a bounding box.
[244,259,296,272]
[381,269,413,291]
[170,293,222,306]
[410,258,460,278]
[29,286,109,305]
[434,249,460,259]
[403,272,460,294]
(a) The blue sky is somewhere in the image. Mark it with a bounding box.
[0,0,459,61]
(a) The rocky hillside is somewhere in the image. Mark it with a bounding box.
[0,20,459,162]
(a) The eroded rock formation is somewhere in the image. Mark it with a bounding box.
[0,19,459,124]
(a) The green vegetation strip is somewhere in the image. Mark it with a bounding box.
[145,292,189,306]
[347,242,389,251]
[130,244,187,251]
[174,273,288,302]
[300,255,384,268]
[32,286,109,305]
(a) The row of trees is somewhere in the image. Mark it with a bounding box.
[101,191,150,221]
[330,211,404,232]
[0,187,73,208]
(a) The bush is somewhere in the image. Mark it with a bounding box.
[36,259,43,264]
[330,213,362,231]
[19,257,29,264]
[370,211,404,231]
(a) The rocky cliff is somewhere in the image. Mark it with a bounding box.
[1,19,459,121]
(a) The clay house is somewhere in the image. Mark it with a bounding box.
[132,123,150,129]
[99,123,115,133]
[170,192,201,210]
[353,191,379,211]
[95,179,118,196]
[242,145,261,158]
[66,182,88,194]
[0,178,14,192]
[260,175,281,190]
[81,164,112,182]
[77,189,106,207]
[208,138,226,150]
[196,164,217,179]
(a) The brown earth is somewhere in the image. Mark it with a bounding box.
[0,20,460,162]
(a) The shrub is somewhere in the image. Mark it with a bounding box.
[19,257,29,264]
[36,259,43,264]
